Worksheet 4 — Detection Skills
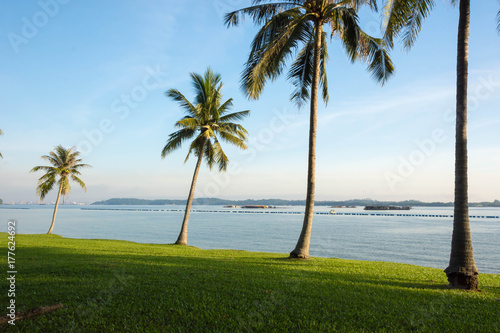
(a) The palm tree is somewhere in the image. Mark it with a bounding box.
[381,0,500,289]
[225,0,394,258]
[0,129,3,158]
[30,146,91,234]
[162,68,250,245]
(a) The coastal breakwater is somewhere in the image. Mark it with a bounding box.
[81,207,500,219]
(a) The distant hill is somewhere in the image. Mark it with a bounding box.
[92,198,500,207]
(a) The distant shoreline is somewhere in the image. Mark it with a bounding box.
[91,198,500,208]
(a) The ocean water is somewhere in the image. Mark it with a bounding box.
[1,205,499,274]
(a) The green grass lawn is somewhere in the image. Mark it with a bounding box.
[1,234,499,332]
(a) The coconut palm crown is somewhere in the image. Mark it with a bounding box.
[162,68,249,245]
[225,0,394,105]
[225,0,394,258]
[30,145,90,234]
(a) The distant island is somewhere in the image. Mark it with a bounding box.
[92,198,500,207]
[364,205,411,211]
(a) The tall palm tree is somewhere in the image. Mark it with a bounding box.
[30,145,91,234]
[162,68,250,245]
[225,0,394,258]
[381,0,499,289]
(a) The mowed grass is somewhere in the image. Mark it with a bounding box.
[1,234,499,332]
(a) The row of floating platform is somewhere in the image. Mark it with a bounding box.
[81,207,500,219]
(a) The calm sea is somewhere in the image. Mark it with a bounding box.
[1,205,499,274]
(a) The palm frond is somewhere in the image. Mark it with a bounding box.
[382,0,435,50]
[36,181,55,200]
[190,72,208,106]
[71,163,92,172]
[184,133,207,163]
[217,128,248,150]
[192,69,224,122]
[30,165,52,173]
[166,89,197,116]
[203,138,216,170]
[71,175,87,191]
[176,117,200,130]
[41,152,61,168]
[161,128,196,158]
[358,32,395,84]
[35,172,56,200]
[401,0,434,50]
[326,4,394,85]
[219,110,250,123]
[242,10,315,100]
[382,0,409,48]
[319,30,329,104]
[330,6,361,62]
[38,169,58,183]
[224,1,301,27]
[288,27,315,107]
[497,9,500,34]
[60,177,71,196]
[335,0,379,12]
[217,98,234,116]
[212,139,229,172]
[218,122,249,138]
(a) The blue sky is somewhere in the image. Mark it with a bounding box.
[0,0,499,204]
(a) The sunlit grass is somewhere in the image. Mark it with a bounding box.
[2,234,499,332]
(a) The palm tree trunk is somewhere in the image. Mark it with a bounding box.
[290,22,323,259]
[47,182,63,234]
[175,138,207,245]
[444,0,478,290]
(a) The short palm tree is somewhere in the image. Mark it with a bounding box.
[381,0,499,290]
[0,129,3,158]
[162,68,250,245]
[225,0,394,258]
[30,146,91,234]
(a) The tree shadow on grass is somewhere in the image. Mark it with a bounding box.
[5,236,499,332]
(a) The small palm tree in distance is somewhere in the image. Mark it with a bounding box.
[0,129,3,158]
[31,145,91,234]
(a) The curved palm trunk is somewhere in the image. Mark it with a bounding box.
[175,138,207,245]
[444,0,478,290]
[290,22,323,259]
[47,182,63,234]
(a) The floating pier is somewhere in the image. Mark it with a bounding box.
[81,207,500,219]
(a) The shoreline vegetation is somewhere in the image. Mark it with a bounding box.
[2,234,498,332]
[91,197,500,208]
